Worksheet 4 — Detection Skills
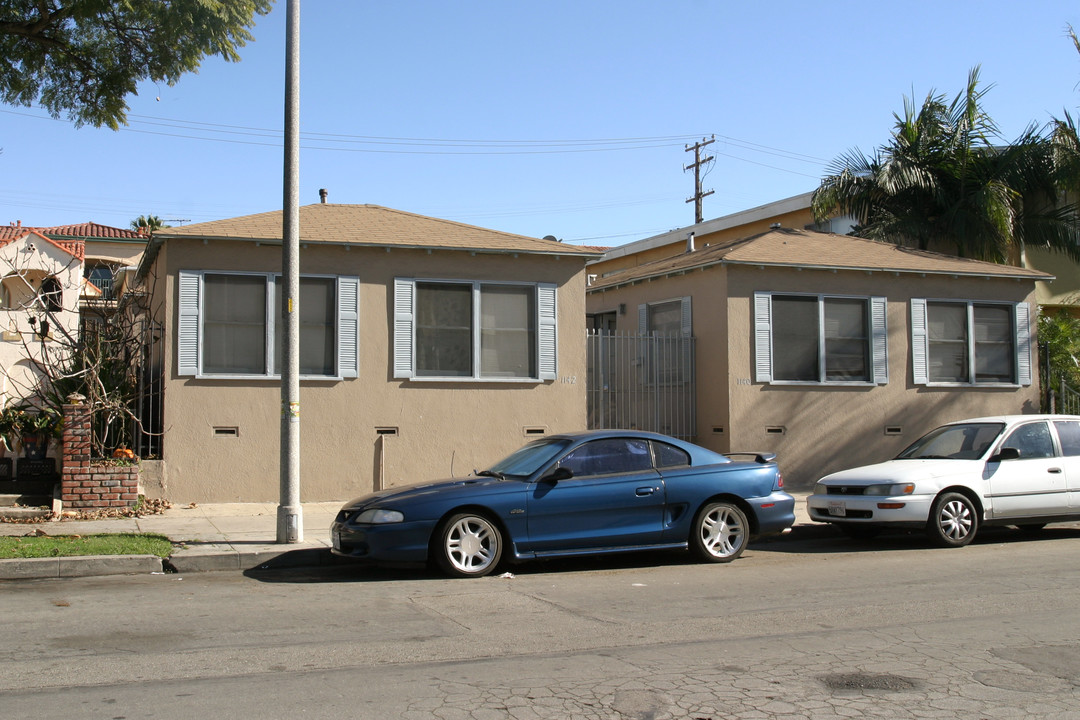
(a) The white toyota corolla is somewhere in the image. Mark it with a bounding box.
[807,415,1080,546]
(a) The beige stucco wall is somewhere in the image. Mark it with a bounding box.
[149,238,590,503]
[587,263,1042,491]
[84,239,147,266]
[727,267,1040,489]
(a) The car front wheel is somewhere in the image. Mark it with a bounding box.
[926,492,978,547]
[690,502,748,563]
[435,513,503,578]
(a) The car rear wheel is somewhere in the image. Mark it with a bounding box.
[926,492,978,547]
[435,513,503,578]
[690,502,748,563]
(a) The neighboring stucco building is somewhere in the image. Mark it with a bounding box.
[138,203,601,503]
[0,228,84,408]
[586,226,1049,490]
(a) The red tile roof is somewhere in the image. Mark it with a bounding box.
[0,222,147,241]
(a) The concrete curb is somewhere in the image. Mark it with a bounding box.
[0,554,163,580]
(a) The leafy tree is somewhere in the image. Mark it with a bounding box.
[1038,308,1080,409]
[813,67,1080,264]
[0,0,273,129]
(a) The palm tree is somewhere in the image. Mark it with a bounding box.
[130,214,166,235]
[813,67,1080,264]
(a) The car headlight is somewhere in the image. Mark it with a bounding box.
[813,481,828,495]
[353,508,405,524]
[862,483,915,496]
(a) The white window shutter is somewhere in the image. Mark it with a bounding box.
[392,278,415,379]
[337,276,360,379]
[178,271,200,376]
[1016,302,1032,386]
[538,283,557,380]
[911,299,928,385]
[638,304,648,335]
[871,296,888,384]
[754,292,772,383]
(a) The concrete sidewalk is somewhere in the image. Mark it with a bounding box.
[0,494,817,580]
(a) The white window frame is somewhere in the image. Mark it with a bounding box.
[754,292,888,385]
[177,270,359,380]
[911,298,1030,387]
[393,278,557,382]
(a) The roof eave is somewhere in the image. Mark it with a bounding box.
[587,258,1053,292]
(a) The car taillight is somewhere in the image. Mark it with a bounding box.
[776,471,784,489]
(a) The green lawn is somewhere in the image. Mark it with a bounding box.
[0,533,173,559]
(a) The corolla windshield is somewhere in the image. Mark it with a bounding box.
[895,422,1005,460]
[483,438,573,478]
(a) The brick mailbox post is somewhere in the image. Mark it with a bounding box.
[60,395,139,509]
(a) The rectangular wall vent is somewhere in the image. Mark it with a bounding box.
[523,426,547,436]
[765,426,786,435]
[375,427,398,436]
[712,426,725,434]
[213,427,239,438]
[884,426,903,435]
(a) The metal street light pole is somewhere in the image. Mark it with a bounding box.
[278,0,302,543]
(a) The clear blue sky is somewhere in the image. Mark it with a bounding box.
[2,1,1079,247]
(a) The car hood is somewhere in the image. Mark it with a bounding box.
[342,475,517,510]
[820,458,983,485]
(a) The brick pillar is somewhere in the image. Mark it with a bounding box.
[59,394,140,510]
[60,394,92,508]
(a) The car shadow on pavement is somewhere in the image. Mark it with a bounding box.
[761,523,1080,555]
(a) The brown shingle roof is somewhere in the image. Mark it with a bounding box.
[589,227,1052,290]
[153,204,601,257]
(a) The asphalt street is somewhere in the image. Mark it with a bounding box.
[3,523,1080,719]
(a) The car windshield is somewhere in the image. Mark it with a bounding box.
[895,422,1005,460]
[484,438,573,478]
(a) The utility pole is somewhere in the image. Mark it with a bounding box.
[684,135,716,224]
[278,0,302,544]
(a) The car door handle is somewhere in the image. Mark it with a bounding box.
[636,486,658,496]
[1048,467,1063,474]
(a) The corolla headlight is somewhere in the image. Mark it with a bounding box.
[353,508,405,524]
[863,483,916,496]
[813,481,828,495]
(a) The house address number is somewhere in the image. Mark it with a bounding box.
[560,375,577,384]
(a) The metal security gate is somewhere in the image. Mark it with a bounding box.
[1057,376,1080,415]
[586,331,696,441]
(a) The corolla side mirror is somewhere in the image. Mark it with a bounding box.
[542,467,573,483]
[989,447,1021,462]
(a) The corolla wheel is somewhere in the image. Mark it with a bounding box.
[927,492,978,547]
[691,501,748,563]
[436,513,503,578]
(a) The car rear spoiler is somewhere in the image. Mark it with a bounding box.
[724,452,777,464]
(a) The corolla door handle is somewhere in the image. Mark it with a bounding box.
[1048,467,1063,474]
[636,486,658,496]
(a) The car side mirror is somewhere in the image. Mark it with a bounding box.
[542,467,573,483]
[990,447,1021,462]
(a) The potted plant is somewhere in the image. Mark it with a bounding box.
[20,408,61,460]
[0,405,24,458]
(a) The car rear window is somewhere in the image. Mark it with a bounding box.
[1055,421,1080,457]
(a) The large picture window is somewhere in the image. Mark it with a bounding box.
[178,271,359,379]
[912,299,1028,385]
[394,279,556,381]
[754,293,886,384]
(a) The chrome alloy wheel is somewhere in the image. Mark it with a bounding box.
[692,502,748,562]
[442,514,501,576]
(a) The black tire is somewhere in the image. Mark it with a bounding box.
[1016,523,1047,535]
[837,524,882,540]
[434,513,503,578]
[690,501,749,563]
[926,492,978,547]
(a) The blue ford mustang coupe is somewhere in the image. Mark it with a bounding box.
[331,430,794,577]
